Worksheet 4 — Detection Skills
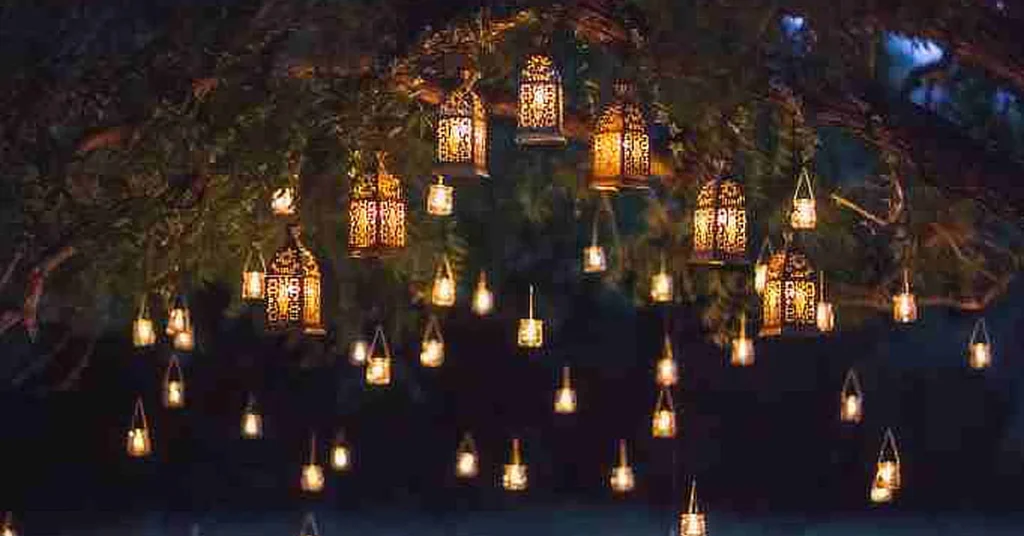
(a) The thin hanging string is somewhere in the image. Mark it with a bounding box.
[528,285,535,319]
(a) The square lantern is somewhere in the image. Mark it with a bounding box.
[472,270,494,316]
[456,433,479,479]
[426,176,454,216]
[132,298,156,348]
[840,369,863,424]
[871,428,901,504]
[266,224,324,336]
[301,433,324,493]
[759,235,818,337]
[968,318,992,370]
[502,438,527,491]
[349,152,407,258]
[241,394,262,439]
[365,325,393,387]
[590,81,650,191]
[554,366,577,414]
[516,54,566,146]
[126,397,152,458]
[692,173,747,265]
[790,166,817,230]
[163,355,185,409]
[431,256,456,307]
[678,480,708,536]
[420,315,445,368]
[652,387,677,438]
[435,71,488,178]
[892,269,917,324]
[517,285,543,348]
[610,439,635,493]
[242,244,266,301]
[582,245,607,274]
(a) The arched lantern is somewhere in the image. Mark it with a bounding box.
[609,439,635,494]
[330,430,352,472]
[299,513,321,536]
[431,255,456,307]
[132,297,156,348]
[759,235,818,337]
[840,369,863,424]
[652,387,677,438]
[554,366,577,415]
[678,480,708,536]
[455,432,479,479]
[435,71,488,178]
[241,243,266,301]
[816,271,835,333]
[241,394,262,439]
[502,438,528,491]
[163,355,185,409]
[349,151,407,257]
[870,428,901,504]
[420,314,445,368]
[300,432,324,493]
[364,325,393,387]
[790,166,817,230]
[731,313,755,367]
[517,285,543,348]
[968,318,992,370]
[472,270,494,316]
[692,170,747,265]
[892,269,918,324]
[655,332,678,387]
[650,254,673,303]
[265,224,325,336]
[126,396,152,458]
[426,176,454,216]
[590,81,651,191]
[516,54,566,146]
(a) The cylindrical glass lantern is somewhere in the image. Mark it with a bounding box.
[502,438,528,491]
[300,433,324,493]
[892,269,917,324]
[554,366,577,415]
[266,224,324,336]
[241,244,266,301]
[968,318,992,370]
[678,480,708,536]
[590,82,651,191]
[426,176,454,216]
[870,428,901,504]
[456,433,479,479]
[349,152,408,257]
[731,313,755,367]
[759,235,818,337]
[364,325,393,387]
[692,171,748,265]
[420,315,445,368]
[840,369,863,424]
[650,254,673,303]
[271,186,297,217]
[349,338,369,366]
[166,295,189,336]
[132,298,156,348]
[126,397,152,458]
[241,394,262,439]
[609,439,635,493]
[330,431,351,472]
[652,387,677,438]
[790,166,817,230]
[517,285,543,348]
[431,255,456,308]
[516,54,566,146]
[163,355,185,409]
[655,333,678,387]
[472,270,494,316]
[436,71,488,178]
[816,271,835,333]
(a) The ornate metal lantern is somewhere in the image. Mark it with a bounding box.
[299,513,321,536]
[126,397,152,458]
[554,366,577,414]
[759,235,818,337]
[349,338,369,366]
[241,244,266,301]
[472,270,494,316]
[678,480,708,536]
[870,428,901,504]
[840,369,863,424]
[692,170,747,265]
[753,238,773,295]
[330,430,351,472]
[456,432,479,479]
[609,439,635,493]
[892,269,918,324]
[502,437,528,491]
[650,254,673,303]
[132,298,156,348]
[731,313,755,367]
[516,54,565,146]
[652,387,677,438]
[300,432,324,493]
[655,332,678,387]
[816,271,835,333]
[968,318,992,370]
[163,355,185,409]
[365,325,393,387]
[426,175,454,216]
[241,394,262,439]
[590,81,651,191]
[431,255,456,307]
[265,224,325,336]
[349,152,407,257]
[517,285,544,348]
[790,166,817,230]
[420,314,445,368]
[435,71,488,178]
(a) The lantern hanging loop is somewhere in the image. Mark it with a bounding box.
[368,324,393,360]
[970,318,991,345]
[841,368,863,398]
[878,428,901,466]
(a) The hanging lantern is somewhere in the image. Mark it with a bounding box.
[265,224,325,336]
[420,315,445,368]
[349,151,408,257]
[590,81,651,191]
[166,294,189,336]
[163,355,185,409]
[650,254,673,303]
[241,394,262,439]
[655,332,678,387]
[349,338,369,366]
[516,54,565,146]
[517,285,543,348]
[364,325,393,387]
[652,387,677,438]
[1,513,15,536]
[968,318,993,370]
[892,269,918,324]
[300,432,324,493]
[678,480,708,536]
[431,255,456,307]
[132,298,156,348]
[753,239,773,296]
[298,513,321,536]
[759,234,818,337]
[426,175,454,216]
[455,432,479,479]
[554,366,577,415]
[692,170,748,265]
[435,70,488,178]
[330,430,351,472]
[816,271,836,333]
[271,187,297,217]
[583,204,607,274]
[870,428,901,504]
[731,313,755,367]
[609,439,635,494]
[840,369,864,424]
[790,166,817,230]
[126,396,152,458]
[472,270,494,316]
[241,244,266,301]
[502,438,528,491]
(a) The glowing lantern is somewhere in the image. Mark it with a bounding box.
[330,431,351,472]
[652,387,677,438]
[554,366,577,414]
[517,285,543,348]
[840,369,863,424]
[790,166,817,230]
[692,171,747,265]
[163,355,185,409]
[590,81,650,191]
[300,432,324,493]
[455,433,479,479]
[1,512,16,536]
[968,318,992,370]
[731,313,755,367]
[126,396,152,458]
[241,394,262,439]
[241,244,266,301]
[609,439,635,494]
[436,70,488,178]
[471,270,494,316]
[892,269,918,324]
[265,224,325,336]
[173,329,194,352]
[650,254,673,303]
[753,239,773,296]
[655,332,678,387]
[166,295,190,336]
[349,338,369,366]
[431,255,456,307]
[426,175,454,216]
[502,438,527,491]
[870,428,901,504]
[678,480,708,536]
[132,298,156,348]
[271,187,297,217]
[759,234,817,337]
[516,54,565,146]
[298,513,321,536]
[582,206,607,274]
[364,325,393,387]
[816,271,836,333]
[420,314,445,368]
[348,151,407,257]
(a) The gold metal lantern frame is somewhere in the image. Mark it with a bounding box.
[127,397,152,458]
[420,314,445,368]
[968,318,993,370]
[678,480,708,536]
[517,285,544,349]
[163,355,185,409]
[516,54,566,146]
[759,236,818,337]
[692,171,748,265]
[840,368,864,424]
[456,432,479,479]
[266,224,325,336]
[365,325,394,387]
[652,387,677,438]
[349,152,408,257]
[436,71,489,178]
[590,81,651,191]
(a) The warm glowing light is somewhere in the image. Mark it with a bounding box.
[301,433,324,493]
[427,176,454,216]
[431,256,456,307]
[582,245,607,274]
[456,433,479,479]
[840,369,864,424]
[502,438,528,491]
[678,480,707,536]
[892,270,917,323]
[165,380,184,409]
[870,428,901,503]
[472,270,494,316]
[816,271,835,333]
[173,330,194,352]
[436,71,488,178]
[968,318,992,370]
[241,244,266,301]
[609,439,635,493]
[242,411,262,439]
[790,167,816,230]
[754,263,768,294]
[420,315,445,368]
[760,235,817,337]
[517,285,543,348]
[842,394,862,423]
[127,397,151,458]
[731,314,754,366]
[271,187,296,216]
[554,366,577,414]
[349,339,369,366]
[650,256,673,303]
[655,333,678,387]
[692,172,747,265]
[349,151,407,257]
[331,444,351,471]
[590,81,650,191]
[166,301,189,336]
[266,224,324,335]
[870,485,893,504]
[133,317,156,348]
[516,54,565,146]
[652,387,676,438]
[365,325,393,386]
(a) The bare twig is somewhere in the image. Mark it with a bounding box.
[11,331,72,387]
[52,337,96,392]
[0,251,24,293]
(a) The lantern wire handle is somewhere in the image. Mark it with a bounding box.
[561,365,571,389]
[970,318,990,345]
[878,428,900,465]
[131,396,148,430]
[686,478,698,514]
[164,355,183,385]
[842,368,863,398]
[424,314,444,344]
[656,386,674,411]
[510,437,522,465]
[459,432,476,452]
[617,439,629,466]
[528,285,535,319]
[739,312,747,337]
[308,431,317,464]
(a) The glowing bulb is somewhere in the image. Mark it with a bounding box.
[271,187,296,216]
[331,445,350,471]
[969,342,991,369]
[349,339,368,365]
[242,270,264,300]
[456,451,478,478]
[242,412,262,439]
[420,339,444,368]
[165,380,184,408]
[301,464,324,493]
[583,245,607,273]
[842,394,862,423]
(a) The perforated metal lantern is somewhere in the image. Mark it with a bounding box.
[692,173,747,265]
[516,54,566,146]
[349,152,407,257]
[759,236,818,337]
[590,82,650,191]
[266,224,324,336]
[436,71,488,178]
